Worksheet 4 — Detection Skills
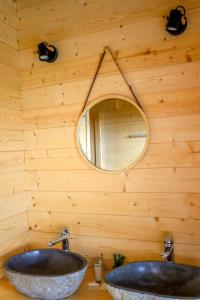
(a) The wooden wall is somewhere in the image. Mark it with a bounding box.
[18,0,200,267]
[0,0,28,278]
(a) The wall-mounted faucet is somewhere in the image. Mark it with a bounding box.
[160,235,174,262]
[48,228,70,251]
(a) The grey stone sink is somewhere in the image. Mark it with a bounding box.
[105,261,200,300]
[4,249,87,300]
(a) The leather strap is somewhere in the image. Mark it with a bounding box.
[81,46,142,114]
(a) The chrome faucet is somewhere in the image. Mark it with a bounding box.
[48,228,70,251]
[161,235,174,262]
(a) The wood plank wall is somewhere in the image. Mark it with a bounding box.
[18,0,200,267]
[0,0,28,278]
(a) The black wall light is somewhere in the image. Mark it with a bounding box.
[37,41,58,63]
[166,6,187,35]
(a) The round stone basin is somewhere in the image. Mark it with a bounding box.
[4,249,87,300]
[105,261,200,299]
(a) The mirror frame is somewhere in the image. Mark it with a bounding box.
[76,94,150,173]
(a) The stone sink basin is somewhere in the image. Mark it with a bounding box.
[105,261,200,300]
[4,249,87,300]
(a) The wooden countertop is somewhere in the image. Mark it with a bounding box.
[0,268,112,299]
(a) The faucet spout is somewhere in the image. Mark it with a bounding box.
[161,235,174,262]
[48,228,70,251]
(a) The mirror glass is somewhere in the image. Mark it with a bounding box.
[77,96,149,171]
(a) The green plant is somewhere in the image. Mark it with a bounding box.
[113,253,125,268]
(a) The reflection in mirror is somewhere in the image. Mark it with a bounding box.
[77,97,149,171]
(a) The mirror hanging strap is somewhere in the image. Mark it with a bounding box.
[81,46,143,114]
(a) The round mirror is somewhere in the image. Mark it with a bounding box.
[76,95,149,171]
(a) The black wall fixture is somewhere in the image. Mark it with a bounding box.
[166,6,187,35]
[37,41,58,63]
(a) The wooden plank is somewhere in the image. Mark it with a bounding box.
[27,191,200,219]
[21,80,200,119]
[0,0,17,28]
[0,85,20,99]
[0,130,24,151]
[18,2,200,50]
[0,212,28,247]
[0,171,25,198]
[19,54,103,90]
[19,31,200,72]
[28,210,200,245]
[24,127,75,150]
[26,170,126,192]
[29,231,164,265]
[25,149,47,159]
[21,80,90,111]
[22,110,200,146]
[0,108,22,130]
[138,141,200,168]
[17,0,46,10]
[0,151,24,174]
[149,114,200,143]
[22,103,81,130]
[23,113,200,151]
[0,41,18,69]
[19,12,200,70]
[141,87,200,119]
[125,168,200,193]
[24,140,200,170]
[0,95,21,110]
[0,63,19,90]
[0,0,25,275]
[4,0,16,9]
[29,231,200,267]
[20,54,200,91]
[0,192,27,221]
[0,19,17,49]
[22,92,200,129]
[25,150,87,170]
[26,168,200,193]
[18,8,162,50]
[18,0,121,30]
